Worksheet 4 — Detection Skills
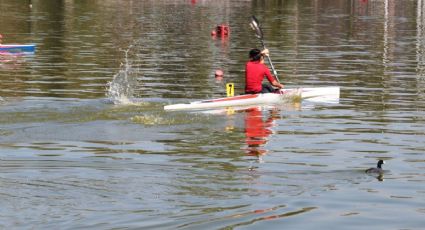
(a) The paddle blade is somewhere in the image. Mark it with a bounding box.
[249,15,263,39]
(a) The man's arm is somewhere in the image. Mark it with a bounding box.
[271,80,284,89]
[262,49,284,89]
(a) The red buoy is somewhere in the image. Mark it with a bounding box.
[215,69,224,77]
[215,69,224,81]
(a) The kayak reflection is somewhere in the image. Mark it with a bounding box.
[0,52,25,69]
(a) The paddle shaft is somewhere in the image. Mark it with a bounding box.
[259,39,279,81]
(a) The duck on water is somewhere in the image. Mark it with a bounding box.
[365,160,385,174]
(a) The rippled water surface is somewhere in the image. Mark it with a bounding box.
[1,0,424,229]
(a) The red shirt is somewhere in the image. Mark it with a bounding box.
[245,61,275,93]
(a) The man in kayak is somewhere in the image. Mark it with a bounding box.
[245,48,284,94]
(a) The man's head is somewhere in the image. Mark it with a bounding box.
[249,48,262,61]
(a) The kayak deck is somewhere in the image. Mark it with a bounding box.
[164,87,339,111]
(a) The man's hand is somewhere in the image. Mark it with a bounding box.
[261,48,269,56]
[271,80,284,89]
[276,83,284,89]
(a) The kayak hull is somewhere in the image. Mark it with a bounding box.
[164,87,339,111]
[0,44,36,53]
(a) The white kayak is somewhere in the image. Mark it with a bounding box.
[164,87,340,111]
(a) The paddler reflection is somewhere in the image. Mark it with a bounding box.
[244,106,279,162]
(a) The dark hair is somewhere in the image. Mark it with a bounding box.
[249,49,262,61]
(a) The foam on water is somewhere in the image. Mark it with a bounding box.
[131,114,170,125]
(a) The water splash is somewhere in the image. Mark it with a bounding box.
[106,47,139,105]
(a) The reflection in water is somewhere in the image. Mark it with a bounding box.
[244,107,279,162]
[0,51,33,70]
[382,0,397,68]
[417,0,425,97]
[0,52,20,68]
[223,206,317,229]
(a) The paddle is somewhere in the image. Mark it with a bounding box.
[249,16,279,82]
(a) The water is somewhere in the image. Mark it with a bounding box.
[1,0,425,229]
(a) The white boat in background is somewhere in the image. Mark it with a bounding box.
[164,87,340,111]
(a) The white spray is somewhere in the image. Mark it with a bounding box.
[106,47,139,105]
